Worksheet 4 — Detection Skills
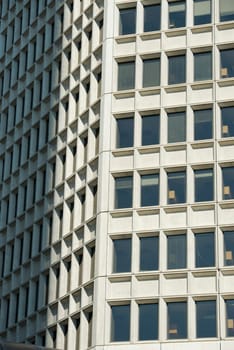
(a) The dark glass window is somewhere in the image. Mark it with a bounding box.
[119,8,136,35]
[116,117,134,148]
[222,167,234,200]
[115,176,133,209]
[141,174,159,207]
[168,55,186,84]
[144,4,161,32]
[196,300,216,338]
[167,235,186,269]
[169,1,186,28]
[226,299,234,337]
[168,171,186,204]
[221,106,234,137]
[224,231,234,266]
[140,236,159,271]
[194,109,213,140]
[118,61,135,90]
[168,111,186,143]
[194,169,213,202]
[220,49,234,78]
[139,303,158,340]
[167,302,187,339]
[194,0,211,25]
[195,232,215,267]
[111,305,130,341]
[142,115,160,146]
[220,0,234,22]
[113,238,131,273]
[143,58,160,87]
[194,52,212,81]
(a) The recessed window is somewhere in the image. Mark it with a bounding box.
[141,114,160,146]
[168,171,186,204]
[224,231,234,266]
[119,7,136,35]
[194,109,213,140]
[167,234,186,269]
[220,48,234,79]
[194,168,213,202]
[194,0,211,25]
[118,61,135,90]
[140,236,159,271]
[194,51,212,81]
[220,0,234,22]
[143,58,160,88]
[168,1,186,28]
[113,238,131,273]
[167,302,187,339]
[116,117,134,148]
[111,304,130,342]
[222,167,234,200]
[221,106,234,137]
[168,55,186,85]
[195,232,215,267]
[144,4,161,32]
[168,111,186,143]
[139,303,158,340]
[141,174,159,207]
[196,300,216,338]
[115,176,133,209]
[226,299,234,337]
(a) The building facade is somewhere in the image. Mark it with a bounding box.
[0,0,234,349]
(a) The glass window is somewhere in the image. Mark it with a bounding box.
[167,235,186,269]
[141,174,159,207]
[113,238,131,273]
[168,111,186,143]
[226,299,234,337]
[119,8,136,35]
[222,167,234,199]
[168,1,186,28]
[139,303,158,340]
[224,231,234,266]
[168,55,186,84]
[143,58,160,88]
[194,109,213,140]
[194,52,212,81]
[144,4,161,32]
[142,115,160,146]
[220,49,234,79]
[194,169,213,202]
[221,106,234,137]
[220,0,234,22]
[167,302,187,339]
[116,117,134,148]
[168,171,186,204]
[111,304,130,341]
[194,0,211,25]
[196,300,216,338]
[115,176,133,209]
[140,236,159,271]
[195,232,215,267]
[118,61,135,90]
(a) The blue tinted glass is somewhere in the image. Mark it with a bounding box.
[194,52,212,81]
[167,302,187,339]
[226,299,234,336]
[168,111,186,143]
[169,1,186,28]
[111,305,130,341]
[196,300,216,337]
[168,55,186,84]
[142,115,160,145]
[116,118,134,148]
[221,106,234,137]
[140,236,159,271]
[141,174,159,207]
[119,8,136,35]
[195,232,215,267]
[195,169,213,202]
[221,49,234,78]
[168,235,186,269]
[168,171,186,204]
[118,62,135,90]
[220,0,234,22]
[113,239,131,273]
[194,0,211,25]
[139,303,158,340]
[115,176,133,209]
[194,109,213,140]
[224,231,234,266]
[143,58,160,87]
[144,4,161,32]
[223,167,234,199]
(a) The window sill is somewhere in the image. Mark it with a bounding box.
[190,140,214,149]
[139,31,161,40]
[108,274,131,282]
[192,269,216,277]
[164,84,186,92]
[217,21,234,30]
[165,28,186,37]
[110,209,133,218]
[136,207,160,215]
[113,90,135,99]
[163,205,187,213]
[135,272,159,280]
[138,145,160,154]
[112,148,134,157]
[220,267,234,275]
[218,138,234,146]
[217,78,234,87]
[164,143,186,151]
[191,24,212,33]
[138,87,160,96]
[163,271,187,278]
[219,201,234,209]
[115,34,136,43]
[191,203,215,211]
[190,81,213,90]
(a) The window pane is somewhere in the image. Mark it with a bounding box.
[168,171,186,204]
[168,235,186,269]
[226,299,234,337]
[194,0,211,25]
[168,55,186,84]
[196,300,216,338]
[143,58,160,87]
[111,305,130,341]
[194,52,212,81]
[113,239,131,273]
[224,231,234,266]
[168,111,186,143]
[220,49,234,78]
[195,232,215,267]
[115,176,133,209]
[222,167,234,199]
[140,236,159,271]
[194,169,213,202]
[144,4,161,32]
[116,118,134,148]
[118,61,135,90]
[194,109,213,140]
[221,106,234,137]
[220,0,234,22]
[141,174,159,207]
[142,115,160,146]
[139,303,158,340]
[119,8,136,35]
[169,1,186,28]
[167,302,187,339]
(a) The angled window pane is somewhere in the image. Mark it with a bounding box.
[222,167,234,199]
[194,169,213,202]
[226,299,234,337]
[168,55,186,84]
[169,1,186,28]
[118,61,135,91]
[168,171,186,204]
[195,232,215,267]
[220,49,234,78]
[141,174,159,207]
[143,58,160,87]
[194,0,211,25]
[167,302,187,339]
[167,235,186,269]
[196,300,216,338]
[224,231,234,266]
[116,117,134,148]
[111,305,130,341]
[144,4,161,32]
[194,52,212,81]
[142,115,160,146]
[221,106,234,137]
[194,109,213,140]
[139,303,158,340]
[119,8,136,35]
[140,236,159,271]
[115,176,133,209]
[113,238,131,273]
[220,0,234,22]
[168,111,186,143]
